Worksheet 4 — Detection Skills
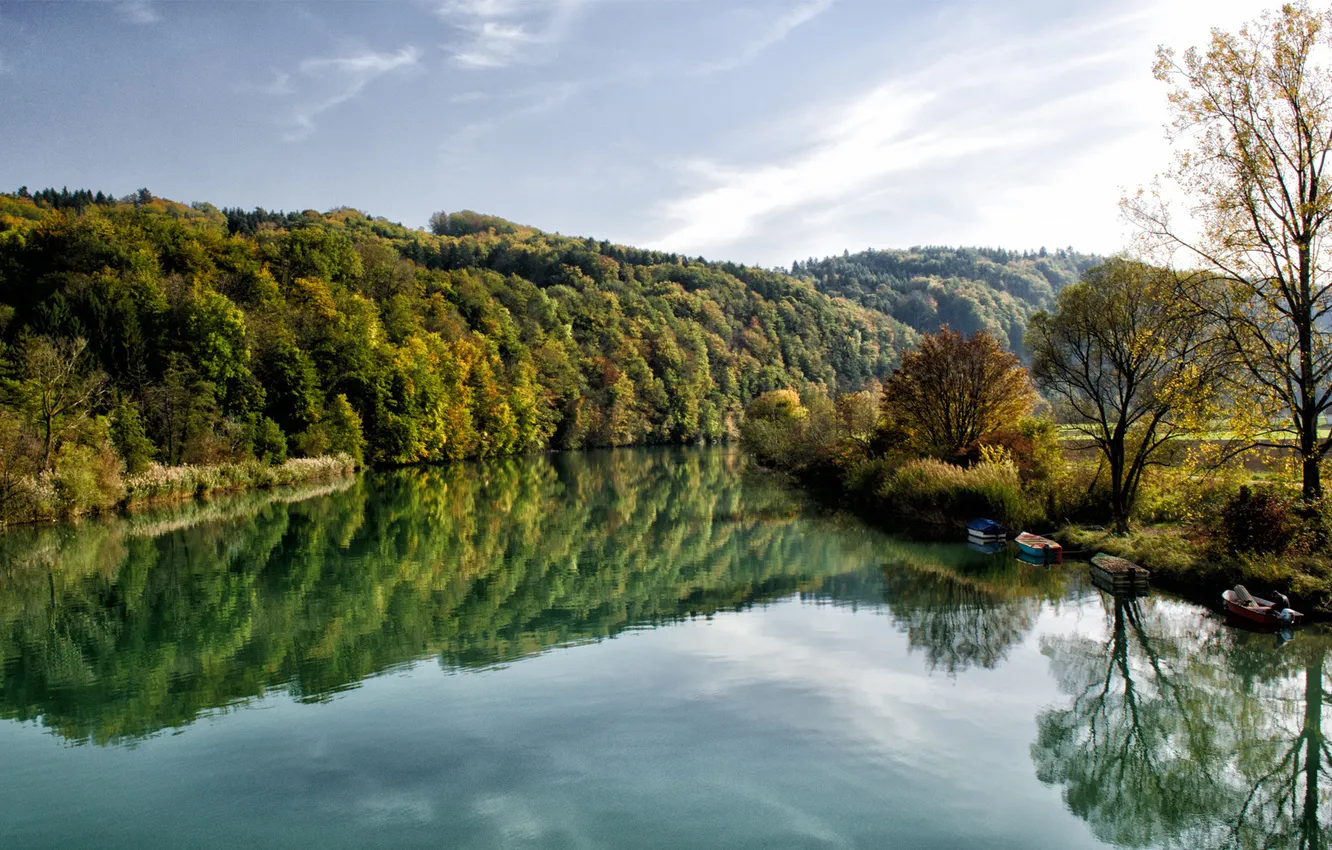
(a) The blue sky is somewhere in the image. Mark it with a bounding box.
[0,0,1255,266]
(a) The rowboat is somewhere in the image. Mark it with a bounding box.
[1090,552,1150,595]
[966,518,1006,544]
[1015,532,1062,564]
[1223,587,1303,626]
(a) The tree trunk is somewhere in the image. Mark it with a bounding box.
[42,409,55,472]
[1302,452,1322,505]
[1300,650,1324,850]
[1299,244,1322,505]
[1110,435,1129,533]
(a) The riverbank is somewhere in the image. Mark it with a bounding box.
[1059,524,1332,621]
[738,451,1332,620]
[1,453,358,527]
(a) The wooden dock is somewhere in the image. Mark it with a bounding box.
[1090,552,1150,596]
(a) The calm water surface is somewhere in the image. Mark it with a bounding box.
[0,447,1327,848]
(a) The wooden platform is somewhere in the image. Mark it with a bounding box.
[1090,552,1150,595]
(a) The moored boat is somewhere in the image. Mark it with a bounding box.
[1015,532,1062,564]
[966,517,1006,544]
[1223,586,1303,626]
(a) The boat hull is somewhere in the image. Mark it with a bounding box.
[1222,590,1303,625]
[965,519,1006,544]
[1014,533,1062,564]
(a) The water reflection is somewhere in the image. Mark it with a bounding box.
[0,447,1328,848]
[0,449,884,745]
[1034,595,1332,849]
[876,542,1068,673]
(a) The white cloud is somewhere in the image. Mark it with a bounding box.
[643,0,1267,264]
[650,27,1122,256]
[118,1,159,25]
[276,46,422,142]
[260,71,294,96]
[695,0,836,75]
[437,0,586,69]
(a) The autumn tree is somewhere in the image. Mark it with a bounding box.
[1028,260,1216,532]
[879,328,1034,461]
[1128,3,1332,504]
[19,336,108,470]
[739,389,807,466]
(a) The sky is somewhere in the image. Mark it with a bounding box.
[0,0,1262,267]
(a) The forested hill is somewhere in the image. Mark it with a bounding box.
[793,246,1100,352]
[0,190,912,469]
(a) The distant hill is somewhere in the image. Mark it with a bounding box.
[0,190,913,470]
[794,246,1101,353]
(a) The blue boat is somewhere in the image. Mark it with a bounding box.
[966,517,1006,543]
[1015,532,1062,564]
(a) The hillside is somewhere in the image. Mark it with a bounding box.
[794,246,1100,352]
[0,190,911,476]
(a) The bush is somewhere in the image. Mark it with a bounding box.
[1134,469,1238,526]
[878,456,1035,528]
[843,455,899,498]
[1221,485,1297,554]
[251,416,288,465]
[740,389,813,470]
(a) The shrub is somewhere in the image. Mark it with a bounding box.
[251,416,288,465]
[1221,486,1296,554]
[740,389,809,469]
[123,453,355,506]
[843,455,898,498]
[878,456,1035,528]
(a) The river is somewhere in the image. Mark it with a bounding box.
[0,447,1326,848]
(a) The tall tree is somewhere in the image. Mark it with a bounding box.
[19,336,107,470]
[879,327,1034,461]
[1128,3,1332,503]
[1028,259,1216,532]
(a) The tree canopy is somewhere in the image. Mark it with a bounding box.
[1028,259,1217,531]
[794,245,1100,353]
[0,190,915,484]
[880,327,1035,461]
[1129,1,1332,503]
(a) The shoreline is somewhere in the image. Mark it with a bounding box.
[0,453,358,529]
[753,464,1332,622]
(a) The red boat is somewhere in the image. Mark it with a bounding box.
[1015,532,1062,564]
[1223,587,1303,625]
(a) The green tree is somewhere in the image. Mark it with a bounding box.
[323,394,366,462]
[18,336,107,471]
[251,415,287,465]
[110,397,155,474]
[1028,259,1216,532]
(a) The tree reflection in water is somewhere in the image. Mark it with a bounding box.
[1034,594,1332,849]
[3,445,1329,849]
[877,543,1067,674]
[0,448,884,745]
